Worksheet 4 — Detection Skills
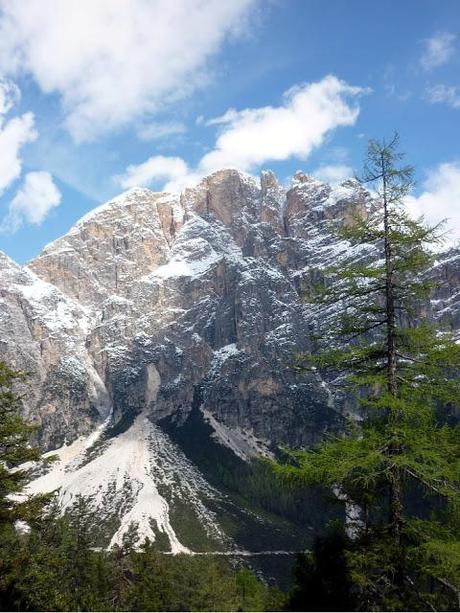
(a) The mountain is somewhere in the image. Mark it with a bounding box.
[1,169,459,564]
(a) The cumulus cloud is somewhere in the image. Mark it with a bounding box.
[199,76,367,173]
[1,171,61,232]
[116,155,195,192]
[420,31,456,70]
[406,162,460,243]
[115,75,368,192]
[0,0,257,142]
[0,79,37,195]
[312,164,354,185]
[0,79,61,232]
[426,84,460,109]
[0,113,36,193]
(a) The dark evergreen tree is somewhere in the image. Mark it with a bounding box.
[13,504,284,612]
[0,363,47,523]
[287,528,356,612]
[274,135,460,611]
[0,362,51,610]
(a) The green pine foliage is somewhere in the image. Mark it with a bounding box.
[0,363,50,523]
[126,542,282,612]
[10,500,284,612]
[273,134,460,611]
[0,363,53,608]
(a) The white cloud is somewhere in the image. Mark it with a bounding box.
[406,162,460,243]
[0,113,36,193]
[115,75,367,192]
[0,0,257,142]
[116,155,194,191]
[198,76,367,173]
[420,32,456,70]
[0,78,20,115]
[136,121,186,142]
[0,80,37,194]
[1,171,61,232]
[312,164,353,185]
[0,79,61,231]
[426,84,460,109]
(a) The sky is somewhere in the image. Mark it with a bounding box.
[0,0,459,264]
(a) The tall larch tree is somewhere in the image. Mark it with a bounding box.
[274,134,460,611]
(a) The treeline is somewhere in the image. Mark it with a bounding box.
[1,499,284,612]
[162,395,337,532]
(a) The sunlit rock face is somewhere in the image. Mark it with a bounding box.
[0,251,110,450]
[2,168,458,555]
[29,187,183,305]
[25,169,353,451]
[6,168,460,449]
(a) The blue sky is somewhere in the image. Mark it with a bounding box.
[0,0,459,263]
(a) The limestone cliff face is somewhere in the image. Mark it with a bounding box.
[0,252,110,449]
[30,188,182,305]
[25,171,337,450]
[2,168,459,454]
[3,167,460,555]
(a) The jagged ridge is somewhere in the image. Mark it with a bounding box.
[2,168,459,554]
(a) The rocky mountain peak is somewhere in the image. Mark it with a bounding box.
[29,188,184,305]
[260,169,282,195]
[2,168,459,556]
[13,167,356,451]
[180,169,260,238]
[291,170,318,184]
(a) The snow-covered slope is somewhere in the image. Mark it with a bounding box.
[2,168,459,552]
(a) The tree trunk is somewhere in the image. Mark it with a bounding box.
[382,159,404,581]
[382,168,397,399]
